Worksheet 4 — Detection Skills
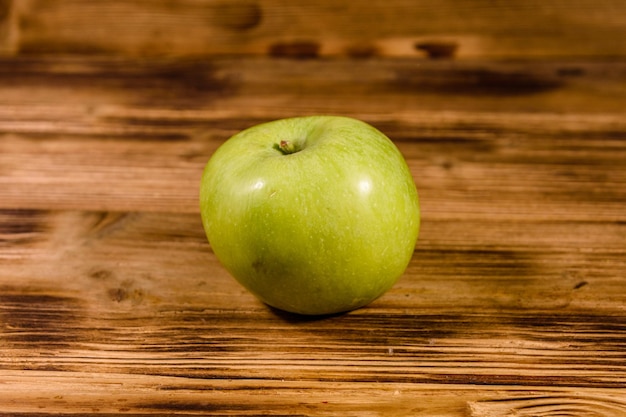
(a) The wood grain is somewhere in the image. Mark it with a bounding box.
[6,0,626,58]
[1,61,625,411]
[1,1,626,415]
[1,56,625,114]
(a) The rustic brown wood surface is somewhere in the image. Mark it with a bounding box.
[1,1,626,416]
[6,0,626,58]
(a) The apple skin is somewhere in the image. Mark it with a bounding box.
[199,116,419,315]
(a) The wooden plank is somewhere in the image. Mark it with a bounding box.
[13,0,626,58]
[2,370,624,415]
[1,53,625,415]
[1,56,625,114]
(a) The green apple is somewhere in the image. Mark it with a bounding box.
[199,116,419,315]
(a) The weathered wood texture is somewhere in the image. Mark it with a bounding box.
[1,0,626,416]
[1,0,626,58]
[1,56,625,415]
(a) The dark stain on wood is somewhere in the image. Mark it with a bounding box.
[0,0,11,21]
[573,280,588,289]
[105,279,146,304]
[394,66,563,95]
[0,209,46,245]
[268,40,321,59]
[415,40,459,59]
[89,268,114,281]
[431,373,626,388]
[345,43,379,59]
[0,289,84,348]
[212,1,262,31]
[0,57,237,106]
[142,401,257,413]
[501,313,626,340]
[471,394,626,416]
[143,60,235,97]
[557,66,586,77]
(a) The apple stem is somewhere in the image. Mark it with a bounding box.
[275,140,298,155]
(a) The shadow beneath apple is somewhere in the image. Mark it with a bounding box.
[266,305,348,323]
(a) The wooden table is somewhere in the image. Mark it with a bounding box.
[1,1,625,415]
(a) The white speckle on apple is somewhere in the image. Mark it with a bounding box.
[358,179,372,194]
[251,179,265,191]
